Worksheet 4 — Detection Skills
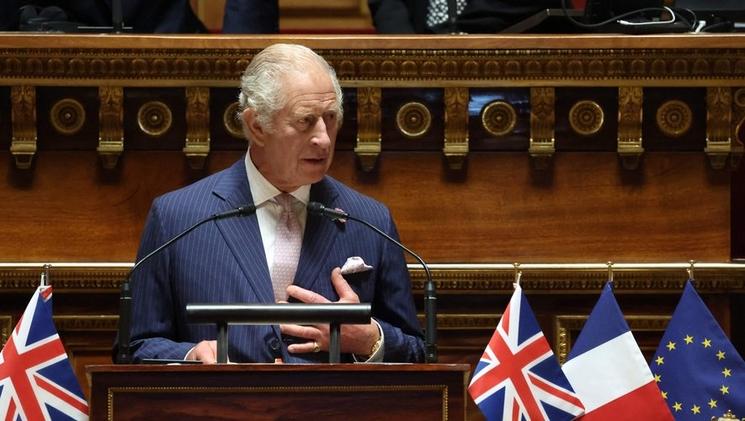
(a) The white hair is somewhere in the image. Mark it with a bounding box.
[237,43,344,137]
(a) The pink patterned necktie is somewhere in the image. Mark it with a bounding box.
[271,193,302,301]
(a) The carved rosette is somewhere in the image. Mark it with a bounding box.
[481,101,516,137]
[50,98,85,136]
[396,102,431,139]
[184,87,210,169]
[223,102,244,139]
[618,86,644,170]
[706,87,732,170]
[355,87,382,172]
[137,101,172,137]
[97,86,124,169]
[656,100,692,138]
[443,87,469,170]
[10,85,37,169]
[569,100,604,136]
[529,87,555,169]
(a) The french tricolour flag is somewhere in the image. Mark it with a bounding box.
[561,282,672,420]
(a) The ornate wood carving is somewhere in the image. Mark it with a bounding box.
[618,86,644,170]
[443,87,469,170]
[0,315,11,347]
[569,100,604,136]
[355,87,381,172]
[98,86,124,169]
[706,87,733,170]
[529,87,554,169]
[184,87,210,169]
[10,85,37,169]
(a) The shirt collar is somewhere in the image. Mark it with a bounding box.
[244,150,311,207]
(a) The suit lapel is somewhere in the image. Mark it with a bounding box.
[293,178,341,295]
[212,159,275,305]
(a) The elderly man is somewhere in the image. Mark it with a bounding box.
[126,44,425,364]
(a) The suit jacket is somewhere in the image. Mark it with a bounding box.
[128,158,425,363]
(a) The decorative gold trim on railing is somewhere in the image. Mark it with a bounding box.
[50,98,86,136]
[54,315,119,331]
[706,87,733,170]
[355,87,382,172]
[184,86,210,170]
[618,86,644,170]
[396,101,431,139]
[555,314,671,363]
[0,316,11,347]
[569,100,604,137]
[1,262,743,292]
[98,86,124,169]
[137,101,172,137]
[481,100,516,138]
[529,87,554,169]
[443,87,469,170]
[10,85,37,169]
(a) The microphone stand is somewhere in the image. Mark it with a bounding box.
[115,204,256,364]
[308,203,438,363]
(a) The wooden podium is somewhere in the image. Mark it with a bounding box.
[87,364,470,420]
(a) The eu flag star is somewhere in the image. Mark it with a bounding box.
[708,398,717,409]
[673,402,682,412]
[717,350,726,360]
[654,373,662,382]
[666,341,676,351]
[684,334,694,344]
[702,338,712,348]
[720,385,729,395]
[691,404,701,414]
[722,368,732,378]
[661,390,668,399]
[656,355,664,365]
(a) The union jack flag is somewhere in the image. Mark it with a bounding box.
[0,286,89,420]
[468,285,584,421]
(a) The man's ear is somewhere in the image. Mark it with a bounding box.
[242,108,267,147]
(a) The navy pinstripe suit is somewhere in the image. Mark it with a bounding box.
[128,158,425,363]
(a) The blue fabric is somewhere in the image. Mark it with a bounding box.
[567,282,629,358]
[650,280,745,419]
[127,157,425,363]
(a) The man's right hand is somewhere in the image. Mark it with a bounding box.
[185,340,217,364]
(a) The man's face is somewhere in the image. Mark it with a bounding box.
[248,66,340,193]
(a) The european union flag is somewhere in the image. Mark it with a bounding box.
[650,280,745,419]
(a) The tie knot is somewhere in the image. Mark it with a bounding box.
[275,193,294,210]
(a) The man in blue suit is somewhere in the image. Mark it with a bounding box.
[128,44,425,364]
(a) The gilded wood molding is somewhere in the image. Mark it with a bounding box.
[529,87,554,169]
[98,86,124,169]
[618,86,644,170]
[10,85,37,169]
[1,263,743,292]
[0,315,11,348]
[443,87,469,170]
[184,87,211,169]
[706,87,733,170]
[354,87,381,172]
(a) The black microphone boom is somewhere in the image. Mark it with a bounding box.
[115,204,256,364]
[307,202,437,363]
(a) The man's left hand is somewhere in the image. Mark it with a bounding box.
[280,267,379,356]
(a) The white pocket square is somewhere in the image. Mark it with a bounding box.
[340,256,373,274]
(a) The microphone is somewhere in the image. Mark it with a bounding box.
[307,202,437,363]
[115,204,256,364]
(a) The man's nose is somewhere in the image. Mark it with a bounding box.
[310,117,331,147]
